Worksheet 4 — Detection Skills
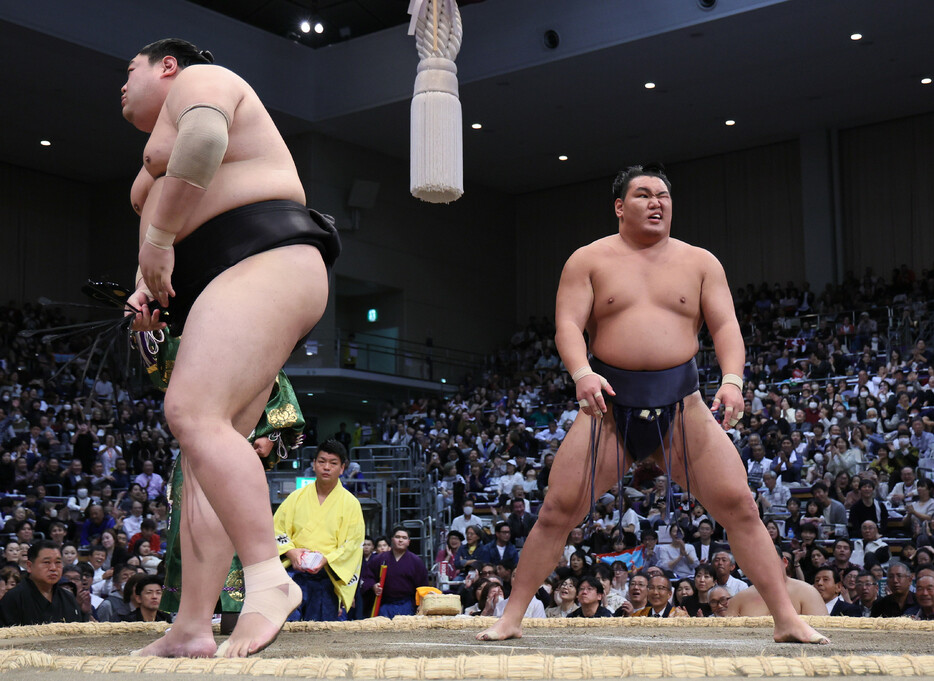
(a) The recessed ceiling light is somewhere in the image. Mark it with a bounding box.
[922,77,933,85]
[361,399,368,404]
[558,155,568,161]
[40,140,51,147]
[644,82,656,89]
[850,33,862,41]
[300,20,311,33]
[471,123,482,130]
[725,119,736,126]
[314,21,324,34]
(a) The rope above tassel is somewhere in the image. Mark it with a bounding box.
[408,0,464,203]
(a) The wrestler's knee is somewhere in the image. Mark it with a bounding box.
[537,497,586,532]
[717,489,760,529]
[163,387,204,443]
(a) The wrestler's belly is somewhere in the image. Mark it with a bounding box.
[139,162,305,243]
[589,310,700,371]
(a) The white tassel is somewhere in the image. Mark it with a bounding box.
[408,0,464,204]
[411,58,463,204]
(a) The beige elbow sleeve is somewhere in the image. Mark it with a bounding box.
[166,104,230,190]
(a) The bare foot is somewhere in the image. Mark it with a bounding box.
[476,619,523,641]
[216,581,301,657]
[132,625,217,658]
[773,619,829,645]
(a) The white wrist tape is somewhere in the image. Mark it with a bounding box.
[144,224,175,250]
[572,366,609,390]
[166,103,230,190]
[721,373,744,391]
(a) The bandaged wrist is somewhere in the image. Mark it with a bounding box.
[721,373,744,391]
[166,103,230,190]
[572,366,609,390]
[144,224,175,250]
[571,366,594,383]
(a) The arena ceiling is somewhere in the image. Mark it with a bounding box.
[0,0,932,194]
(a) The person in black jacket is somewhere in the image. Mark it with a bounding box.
[0,540,84,627]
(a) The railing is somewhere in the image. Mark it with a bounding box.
[333,329,488,384]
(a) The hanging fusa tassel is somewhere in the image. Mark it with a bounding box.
[408,0,463,204]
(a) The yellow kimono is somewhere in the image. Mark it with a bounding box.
[273,479,365,611]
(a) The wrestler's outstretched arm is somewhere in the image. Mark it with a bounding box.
[698,249,745,430]
[555,248,615,418]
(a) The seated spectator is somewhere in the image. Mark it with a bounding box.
[473,579,505,617]
[905,479,934,538]
[711,551,749,596]
[632,574,678,618]
[128,519,160,554]
[871,561,916,617]
[125,574,171,622]
[545,576,579,617]
[706,586,732,617]
[613,572,648,617]
[812,481,846,526]
[692,519,726,565]
[848,478,888,538]
[134,460,165,501]
[591,563,626,614]
[851,520,890,568]
[887,466,919,511]
[854,569,878,617]
[813,566,861,616]
[745,442,772,488]
[505,498,536,549]
[134,539,161,576]
[654,524,699,579]
[690,564,715,617]
[909,419,934,457]
[0,540,84,626]
[566,575,612,618]
[825,538,859,574]
[79,504,115,547]
[904,573,934,620]
[0,566,22,599]
[757,471,791,517]
[534,421,565,446]
[478,522,520,568]
[771,435,803,483]
[95,564,139,622]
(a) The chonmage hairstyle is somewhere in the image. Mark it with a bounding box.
[139,39,215,68]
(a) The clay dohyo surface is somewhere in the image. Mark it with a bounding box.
[2,622,930,659]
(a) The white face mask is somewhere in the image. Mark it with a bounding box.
[463,506,473,516]
[808,402,817,409]
[758,384,766,392]
[781,387,790,395]
[898,437,910,447]
[76,489,88,499]
[860,391,869,398]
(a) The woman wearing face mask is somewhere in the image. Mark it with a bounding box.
[67,483,92,516]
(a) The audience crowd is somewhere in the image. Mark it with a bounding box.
[2,266,934,624]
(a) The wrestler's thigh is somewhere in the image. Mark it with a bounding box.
[668,393,752,513]
[167,244,328,421]
[541,414,628,521]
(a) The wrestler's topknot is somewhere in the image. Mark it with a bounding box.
[139,39,215,68]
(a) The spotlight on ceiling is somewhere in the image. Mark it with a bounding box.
[300,20,311,33]
[314,21,324,34]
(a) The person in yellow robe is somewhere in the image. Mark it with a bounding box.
[274,440,364,620]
